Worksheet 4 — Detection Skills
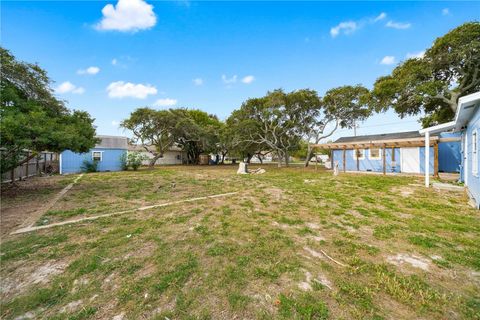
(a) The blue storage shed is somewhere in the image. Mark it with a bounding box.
[60,135,128,174]
[321,131,460,176]
[421,91,480,208]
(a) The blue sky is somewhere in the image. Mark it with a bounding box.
[2,1,479,140]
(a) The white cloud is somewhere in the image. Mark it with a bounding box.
[77,66,100,75]
[330,21,358,37]
[406,50,425,59]
[193,78,203,86]
[374,12,387,22]
[111,58,118,65]
[153,98,177,107]
[222,74,237,84]
[241,75,255,84]
[96,0,157,32]
[55,81,85,94]
[112,120,120,126]
[380,56,396,65]
[386,20,411,30]
[106,81,157,99]
[442,8,450,16]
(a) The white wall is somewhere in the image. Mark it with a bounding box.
[138,151,184,165]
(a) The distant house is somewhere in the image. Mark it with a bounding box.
[128,144,185,166]
[420,91,480,208]
[60,135,128,174]
[314,131,461,175]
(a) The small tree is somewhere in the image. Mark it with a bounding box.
[121,108,176,168]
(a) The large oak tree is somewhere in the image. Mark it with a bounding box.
[0,47,97,175]
[371,22,480,127]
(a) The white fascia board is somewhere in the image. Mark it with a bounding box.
[419,121,455,135]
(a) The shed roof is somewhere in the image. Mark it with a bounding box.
[95,135,129,149]
[334,131,438,144]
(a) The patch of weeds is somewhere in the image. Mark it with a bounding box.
[337,281,375,312]
[68,254,103,276]
[278,293,329,320]
[228,292,251,310]
[194,225,210,236]
[373,264,443,309]
[153,255,198,294]
[1,233,68,262]
[355,207,371,217]
[373,224,397,240]
[207,243,236,257]
[278,216,303,226]
[221,206,232,215]
[408,235,438,248]
[297,227,314,236]
[2,284,68,318]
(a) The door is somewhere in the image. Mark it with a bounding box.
[401,147,420,173]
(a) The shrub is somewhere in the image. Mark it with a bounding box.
[126,152,146,171]
[81,159,98,173]
[120,152,128,171]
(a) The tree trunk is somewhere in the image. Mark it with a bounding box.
[304,146,314,167]
[148,152,163,168]
[246,153,253,164]
[221,152,227,164]
[276,151,283,167]
[284,151,290,167]
[258,154,263,164]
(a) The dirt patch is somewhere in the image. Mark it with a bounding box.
[303,247,325,259]
[0,176,70,237]
[264,187,284,200]
[391,186,415,197]
[123,241,156,259]
[59,300,83,313]
[386,253,431,272]
[1,260,69,300]
[298,270,333,291]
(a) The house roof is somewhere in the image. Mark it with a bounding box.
[334,131,435,144]
[95,135,129,149]
[128,144,184,152]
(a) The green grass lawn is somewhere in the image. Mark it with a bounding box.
[1,165,479,319]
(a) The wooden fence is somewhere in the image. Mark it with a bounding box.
[1,152,59,183]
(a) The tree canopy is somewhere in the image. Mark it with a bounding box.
[0,47,97,174]
[371,22,480,127]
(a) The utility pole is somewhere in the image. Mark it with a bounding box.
[353,120,357,136]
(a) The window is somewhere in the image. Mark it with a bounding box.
[176,154,181,160]
[369,148,381,160]
[473,129,478,176]
[353,149,365,160]
[92,151,102,162]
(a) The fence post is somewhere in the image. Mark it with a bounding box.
[25,151,30,178]
[36,155,40,175]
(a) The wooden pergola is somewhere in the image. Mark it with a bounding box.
[310,136,460,176]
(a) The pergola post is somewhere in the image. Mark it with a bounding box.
[434,142,439,178]
[382,144,386,175]
[355,148,359,171]
[425,131,430,187]
[342,147,346,172]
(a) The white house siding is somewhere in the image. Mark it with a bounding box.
[138,150,185,165]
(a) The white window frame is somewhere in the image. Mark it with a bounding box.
[92,151,103,162]
[473,129,478,177]
[353,148,365,160]
[369,148,382,160]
